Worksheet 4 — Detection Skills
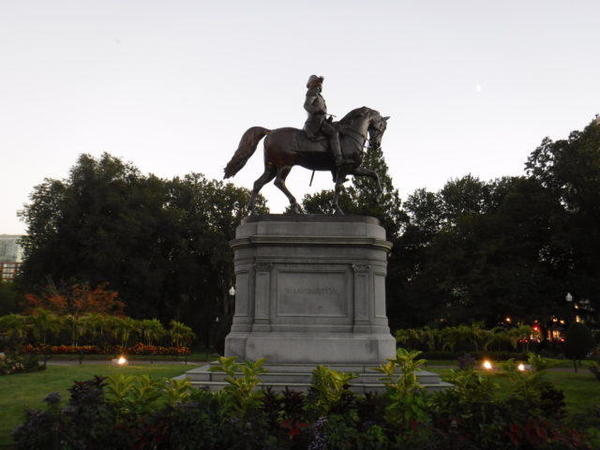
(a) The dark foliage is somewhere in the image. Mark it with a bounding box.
[17,153,267,349]
[12,373,591,450]
[565,323,595,371]
[301,119,600,330]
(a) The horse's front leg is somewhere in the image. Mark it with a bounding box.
[333,170,346,215]
[350,167,382,193]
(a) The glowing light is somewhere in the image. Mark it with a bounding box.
[505,317,511,323]
[482,360,493,370]
[117,356,127,365]
[517,363,526,372]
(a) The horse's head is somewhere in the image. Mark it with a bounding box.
[368,112,389,150]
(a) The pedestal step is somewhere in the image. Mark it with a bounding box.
[177,364,452,393]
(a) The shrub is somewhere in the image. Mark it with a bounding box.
[0,352,44,375]
[589,361,600,382]
[12,359,594,449]
[565,323,595,372]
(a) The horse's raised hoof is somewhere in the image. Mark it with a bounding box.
[286,204,303,215]
[332,175,349,183]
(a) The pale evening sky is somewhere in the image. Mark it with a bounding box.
[1,0,599,234]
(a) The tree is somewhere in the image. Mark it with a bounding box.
[0,282,23,315]
[18,154,267,348]
[139,319,166,346]
[28,309,62,347]
[25,283,125,316]
[526,120,600,319]
[0,313,28,348]
[169,320,195,348]
[565,323,594,372]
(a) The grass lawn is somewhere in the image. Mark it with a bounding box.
[0,364,189,446]
[428,367,600,416]
[31,351,217,363]
[424,358,596,369]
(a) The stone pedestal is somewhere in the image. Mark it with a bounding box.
[224,214,396,364]
[181,215,451,392]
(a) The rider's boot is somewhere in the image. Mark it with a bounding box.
[330,135,348,167]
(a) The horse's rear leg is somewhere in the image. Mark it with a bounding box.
[274,166,302,214]
[349,167,382,192]
[248,166,276,214]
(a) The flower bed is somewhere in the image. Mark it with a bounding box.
[22,343,191,356]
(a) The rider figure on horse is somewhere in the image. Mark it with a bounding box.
[303,75,350,168]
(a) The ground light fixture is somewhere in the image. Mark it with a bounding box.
[111,355,129,366]
[517,363,526,371]
[482,359,493,370]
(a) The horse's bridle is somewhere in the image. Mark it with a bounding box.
[340,126,369,151]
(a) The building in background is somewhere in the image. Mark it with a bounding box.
[0,235,24,281]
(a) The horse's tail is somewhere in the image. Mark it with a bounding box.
[224,126,271,179]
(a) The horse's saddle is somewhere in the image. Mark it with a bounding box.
[296,132,328,154]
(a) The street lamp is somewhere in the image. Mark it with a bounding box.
[229,286,236,297]
[565,292,573,303]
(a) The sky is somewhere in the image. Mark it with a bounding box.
[1,0,599,234]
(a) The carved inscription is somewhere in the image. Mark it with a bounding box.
[278,271,347,317]
[284,287,339,296]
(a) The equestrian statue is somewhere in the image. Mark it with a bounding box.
[223,75,389,215]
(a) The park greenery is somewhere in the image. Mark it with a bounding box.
[1,119,597,349]
[395,323,539,354]
[0,309,194,361]
[9,350,599,449]
[0,113,598,450]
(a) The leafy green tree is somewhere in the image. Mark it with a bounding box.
[526,119,600,321]
[0,282,23,315]
[18,154,267,349]
[395,175,566,327]
[29,309,62,347]
[169,320,195,348]
[0,313,28,347]
[139,319,166,346]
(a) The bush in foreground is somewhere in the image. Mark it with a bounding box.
[12,350,592,449]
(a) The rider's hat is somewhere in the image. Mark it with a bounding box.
[306,75,324,89]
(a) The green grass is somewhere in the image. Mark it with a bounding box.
[40,351,217,362]
[424,358,596,369]
[428,367,600,416]
[0,364,189,446]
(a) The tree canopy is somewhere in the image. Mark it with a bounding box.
[18,153,267,350]
[15,118,600,339]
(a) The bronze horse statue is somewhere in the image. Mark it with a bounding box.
[224,106,389,215]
